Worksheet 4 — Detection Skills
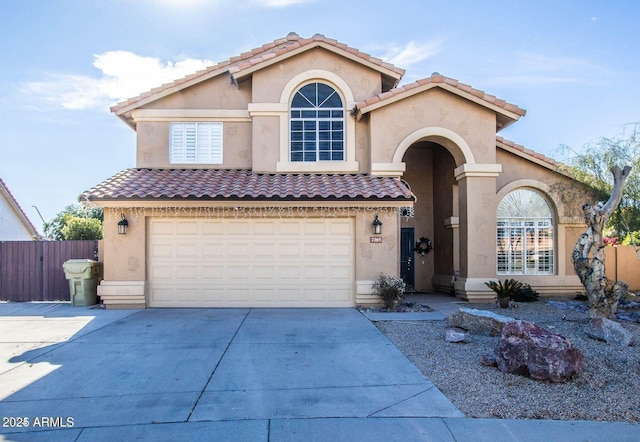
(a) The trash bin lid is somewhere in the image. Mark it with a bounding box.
[63,259,98,273]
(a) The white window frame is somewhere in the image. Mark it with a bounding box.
[170,122,223,164]
[496,189,554,275]
[289,82,344,162]
[247,70,358,173]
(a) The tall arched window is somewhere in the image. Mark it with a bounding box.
[290,82,344,162]
[497,189,554,275]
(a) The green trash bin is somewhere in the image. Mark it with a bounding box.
[63,259,102,306]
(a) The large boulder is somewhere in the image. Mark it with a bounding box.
[585,317,633,346]
[494,320,584,382]
[446,308,514,336]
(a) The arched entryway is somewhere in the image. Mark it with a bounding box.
[399,141,459,293]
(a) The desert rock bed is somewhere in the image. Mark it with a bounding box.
[376,299,640,422]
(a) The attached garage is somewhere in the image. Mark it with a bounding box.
[147,217,355,307]
[85,168,414,309]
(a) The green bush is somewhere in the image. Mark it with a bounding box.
[484,279,523,300]
[622,231,640,246]
[372,274,406,309]
[512,284,539,302]
[61,217,104,240]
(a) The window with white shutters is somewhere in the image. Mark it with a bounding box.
[170,122,223,164]
[496,189,554,275]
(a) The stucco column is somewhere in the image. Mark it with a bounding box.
[454,164,502,302]
[97,208,147,309]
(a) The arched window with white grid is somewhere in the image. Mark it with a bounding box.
[497,189,554,275]
[290,82,344,162]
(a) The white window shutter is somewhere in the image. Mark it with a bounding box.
[170,122,223,164]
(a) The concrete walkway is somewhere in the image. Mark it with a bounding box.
[0,300,637,441]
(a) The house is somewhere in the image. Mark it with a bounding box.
[0,178,40,241]
[82,33,589,309]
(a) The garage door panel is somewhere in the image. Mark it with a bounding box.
[176,244,199,257]
[330,221,352,235]
[202,221,224,234]
[148,218,354,307]
[151,220,175,235]
[150,244,173,259]
[201,266,224,279]
[228,222,251,235]
[303,266,325,279]
[278,266,300,279]
[279,243,301,257]
[254,243,275,257]
[227,266,248,279]
[202,244,224,257]
[176,222,199,235]
[330,244,352,257]
[175,265,198,279]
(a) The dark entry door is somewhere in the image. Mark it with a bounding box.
[400,228,414,290]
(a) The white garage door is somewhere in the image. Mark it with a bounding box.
[147,217,355,307]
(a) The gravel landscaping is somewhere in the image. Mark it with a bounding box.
[375,298,640,422]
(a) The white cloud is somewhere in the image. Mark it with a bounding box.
[378,40,444,68]
[21,51,214,111]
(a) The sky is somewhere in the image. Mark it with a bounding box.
[1,0,639,231]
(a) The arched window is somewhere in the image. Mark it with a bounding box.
[290,82,344,162]
[497,189,554,275]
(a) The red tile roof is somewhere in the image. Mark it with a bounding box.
[81,169,415,202]
[355,73,526,126]
[111,33,405,117]
[496,136,570,176]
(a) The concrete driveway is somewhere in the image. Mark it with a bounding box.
[0,303,461,441]
[2,302,638,441]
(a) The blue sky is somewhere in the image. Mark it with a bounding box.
[1,0,639,230]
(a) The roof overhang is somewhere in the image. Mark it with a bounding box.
[355,74,526,131]
[229,41,404,91]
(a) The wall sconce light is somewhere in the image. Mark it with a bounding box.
[117,213,128,235]
[373,214,382,235]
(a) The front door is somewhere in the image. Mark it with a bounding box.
[400,228,414,290]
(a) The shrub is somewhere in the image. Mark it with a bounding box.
[61,217,104,240]
[484,279,523,300]
[372,274,406,309]
[512,284,539,302]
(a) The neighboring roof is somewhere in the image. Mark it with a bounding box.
[0,177,40,239]
[81,169,415,202]
[355,73,526,130]
[111,33,405,127]
[496,136,571,177]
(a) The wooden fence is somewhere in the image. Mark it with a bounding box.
[0,241,99,302]
[605,245,640,291]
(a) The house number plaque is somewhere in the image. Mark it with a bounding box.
[370,237,383,243]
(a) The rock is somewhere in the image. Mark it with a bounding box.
[445,327,469,343]
[481,354,497,367]
[446,308,515,337]
[585,317,633,346]
[494,320,584,383]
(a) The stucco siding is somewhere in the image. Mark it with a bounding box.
[251,47,383,104]
[135,120,252,169]
[369,88,497,165]
[141,75,251,110]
